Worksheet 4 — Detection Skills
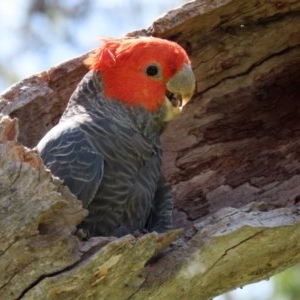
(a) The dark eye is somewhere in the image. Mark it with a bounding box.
[146,65,159,76]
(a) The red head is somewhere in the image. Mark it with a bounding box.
[85,37,192,112]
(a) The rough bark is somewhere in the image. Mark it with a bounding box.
[1,0,300,299]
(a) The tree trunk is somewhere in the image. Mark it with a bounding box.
[1,0,300,299]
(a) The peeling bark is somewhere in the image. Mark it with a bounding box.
[1,0,300,299]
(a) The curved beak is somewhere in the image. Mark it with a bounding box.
[164,63,196,121]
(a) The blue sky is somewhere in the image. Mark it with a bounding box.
[0,0,187,90]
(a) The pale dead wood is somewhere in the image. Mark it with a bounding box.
[1,0,300,299]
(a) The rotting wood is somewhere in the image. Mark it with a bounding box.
[1,0,300,299]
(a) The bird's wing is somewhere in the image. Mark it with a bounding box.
[37,120,104,208]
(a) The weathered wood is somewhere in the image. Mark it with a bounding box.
[157,0,300,222]
[1,0,300,299]
[0,116,87,299]
[0,54,89,148]
[22,204,300,300]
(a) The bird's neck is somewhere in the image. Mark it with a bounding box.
[61,71,167,135]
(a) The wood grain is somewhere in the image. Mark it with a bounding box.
[1,0,300,298]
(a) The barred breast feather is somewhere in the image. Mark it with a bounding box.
[37,71,173,237]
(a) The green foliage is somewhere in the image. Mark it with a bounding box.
[271,265,300,300]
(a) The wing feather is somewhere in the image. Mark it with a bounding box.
[37,120,104,208]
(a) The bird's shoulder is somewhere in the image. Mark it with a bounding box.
[37,117,104,207]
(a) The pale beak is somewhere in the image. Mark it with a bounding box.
[164,63,196,121]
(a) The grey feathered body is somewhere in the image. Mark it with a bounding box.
[37,71,173,237]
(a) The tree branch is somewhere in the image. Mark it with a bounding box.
[1,0,300,298]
